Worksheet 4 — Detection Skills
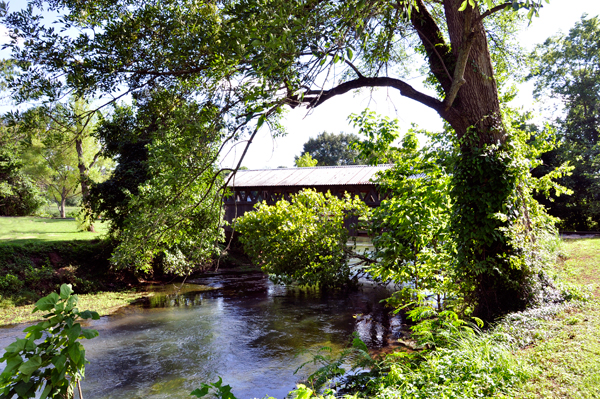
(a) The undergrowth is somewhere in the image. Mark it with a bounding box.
[0,240,132,307]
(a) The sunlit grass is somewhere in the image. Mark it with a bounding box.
[500,238,600,399]
[0,216,108,243]
[0,290,151,326]
[558,238,600,297]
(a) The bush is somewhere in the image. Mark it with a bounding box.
[0,284,99,398]
[234,189,371,287]
[0,240,127,305]
[0,274,24,293]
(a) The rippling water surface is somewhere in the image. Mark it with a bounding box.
[0,251,401,399]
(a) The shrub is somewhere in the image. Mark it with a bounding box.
[0,284,99,398]
[235,189,371,287]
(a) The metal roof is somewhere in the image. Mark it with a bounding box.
[227,165,393,187]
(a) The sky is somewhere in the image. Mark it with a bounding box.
[222,0,600,169]
[1,0,600,169]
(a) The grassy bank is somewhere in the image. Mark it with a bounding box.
[0,217,142,324]
[502,239,600,398]
[0,290,149,325]
[0,216,108,242]
[291,239,600,399]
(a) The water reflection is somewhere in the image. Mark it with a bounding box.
[0,271,403,399]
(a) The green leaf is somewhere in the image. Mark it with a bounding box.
[190,386,210,397]
[39,383,53,399]
[18,355,42,377]
[256,114,266,130]
[65,295,78,312]
[51,354,67,371]
[34,293,60,312]
[79,310,100,320]
[80,328,99,339]
[13,380,35,397]
[67,343,81,364]
[458,0,468,11]
[24,337,36,352]
[60,284,74,299]
[67,323,82,342]
[5,338,28,354]
[346,47,353,60]
[2,355,23,374]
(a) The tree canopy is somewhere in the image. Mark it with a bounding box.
[1,0,553,319]
[294,152,318,167]
[0,124,46,216]
[90,90,225,275]
[530,15,600,230]
[298,131,363,166]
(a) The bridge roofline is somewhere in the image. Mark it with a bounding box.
[227,164,394,188]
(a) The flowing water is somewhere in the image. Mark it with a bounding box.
[0,243,402,399]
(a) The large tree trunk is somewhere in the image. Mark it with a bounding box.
[439,1,529,320]
[75,138,96,233]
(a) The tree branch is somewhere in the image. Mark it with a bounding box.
[410,0,455,93]
[475,2,512,25]
[293,76,444,113]
[444,6,475,110]
[344,59,365,79]
[413,25,453,83]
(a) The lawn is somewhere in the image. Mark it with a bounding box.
[0,290,150,325]
[0,216,108,243]
[504,238,600,399]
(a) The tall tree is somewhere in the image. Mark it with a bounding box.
[530,15,600,230]
[2,0,549,319]
[298,131,363,166]
[7,101,113,220]
[0,124,45,216]
[89,90,225,275]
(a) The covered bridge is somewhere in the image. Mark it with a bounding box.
[224,164,393,224]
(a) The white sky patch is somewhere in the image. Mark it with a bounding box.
[0,25,13,46]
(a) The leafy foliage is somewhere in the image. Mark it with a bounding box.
[365,132,454,307]
[287,324,528,399]
[0,126,46,216]
[349,110,406,165]
[298,131,363,166]
[295,333,376,393]
[0,284,99,398]
[235,189,371,287]
[0,0,554,318]
[450,110,564,319]
[190,377,239,399]
[348,111,458,309]
[90,90,225,275]
[294,152,319,167]
[0,239,121,305]
[530,15,600,230]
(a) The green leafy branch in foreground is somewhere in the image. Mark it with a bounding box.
[0,284,99,399]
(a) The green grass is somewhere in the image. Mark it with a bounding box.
[558,238,600,298]
[0,290,151,326]
[39,205,81,218]
[0,216,108,243]
[501,238,600,399]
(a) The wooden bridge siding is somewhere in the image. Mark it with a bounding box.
[224,184,388,225]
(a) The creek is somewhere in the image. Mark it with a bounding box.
[0,260,403,399]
